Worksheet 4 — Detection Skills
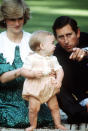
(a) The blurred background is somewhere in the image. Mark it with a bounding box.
[0,0,88,33]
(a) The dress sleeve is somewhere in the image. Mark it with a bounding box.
[0,53,14,75]
[53,56,62,71]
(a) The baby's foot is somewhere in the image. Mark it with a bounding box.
[25,126,35,131]
[56,124,67,130]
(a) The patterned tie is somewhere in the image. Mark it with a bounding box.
[12,46,23,68]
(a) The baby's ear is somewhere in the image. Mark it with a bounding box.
[40,43,44,50]
[36,44,41,51]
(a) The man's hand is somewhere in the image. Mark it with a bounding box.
[69,47,87,61]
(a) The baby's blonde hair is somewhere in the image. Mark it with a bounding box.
[29,30,53,51]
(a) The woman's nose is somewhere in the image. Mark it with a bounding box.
[15,20,20,26]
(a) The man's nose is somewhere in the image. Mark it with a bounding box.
[64,36,69,43]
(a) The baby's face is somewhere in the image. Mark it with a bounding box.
[42,35,56,56]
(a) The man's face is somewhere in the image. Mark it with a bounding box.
[56,24,80,52]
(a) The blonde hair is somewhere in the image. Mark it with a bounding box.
[29,30,53,51]
[0,0,30,28]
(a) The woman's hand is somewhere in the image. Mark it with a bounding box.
[50,77,62,89]
[49,69,56,77]
[33,71,43,78]
[55,80,62,88]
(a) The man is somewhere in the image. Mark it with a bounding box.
[52,16,88,123]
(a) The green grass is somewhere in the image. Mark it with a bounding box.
[24,0,88,33]
[0,0,88,33]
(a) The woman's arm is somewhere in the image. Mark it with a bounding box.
[0,68,21,83]
[21,68,43,79]
[0,67,44,83]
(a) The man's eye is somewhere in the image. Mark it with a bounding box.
[67,33,72,37]
[59,36,64,40]
[59,36,64,38]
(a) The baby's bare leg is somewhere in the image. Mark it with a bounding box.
[47,95,67,130]
[25,97,41,131]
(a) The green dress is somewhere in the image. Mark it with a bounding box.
[0,46,53,128]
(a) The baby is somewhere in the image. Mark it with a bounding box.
[21,30,67,131]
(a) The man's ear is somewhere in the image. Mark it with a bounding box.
[77,28,80,38]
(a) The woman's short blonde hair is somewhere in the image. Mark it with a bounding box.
[29,30,53,51]
[0,0,30,28]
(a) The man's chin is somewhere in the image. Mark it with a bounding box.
[65,48,73,52]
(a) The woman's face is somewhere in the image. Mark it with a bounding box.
[5,16,24,34]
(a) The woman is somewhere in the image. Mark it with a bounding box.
[0,0,52,128]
